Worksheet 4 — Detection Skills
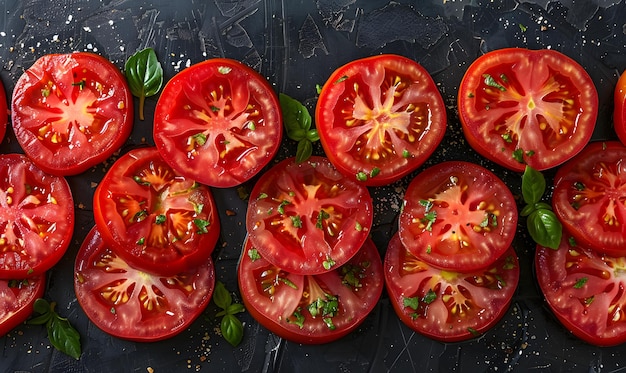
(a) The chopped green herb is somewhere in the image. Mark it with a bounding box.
[356,171,368,182]
[193,218,210,234]
[483,73,506,91]
[574,277,588,289]
[155,214,166,225]
[334,75,348,84]
[136,237,145,245]
[248,248,261,261]
[403,296,420,310]
[402,149,411,158]
[512,148,525,163]
[290,215,302,228]
[422,289,437,304]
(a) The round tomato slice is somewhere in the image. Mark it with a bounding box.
[246,156,373,275]
[11,52,133,176]
[0,154,74,279]
[384,233,519,342]
[93,147,220,276]
[238,236,383,344]
[458,48,598,171]
[0,276,45,336]
[535,237,626,346]
[614,71,626,146]
[153,58,282,188]
[315,54,447,186]
[0,80,8,143]
[398,161,517,272]
[74,226,215,341]
[552,141,626,257]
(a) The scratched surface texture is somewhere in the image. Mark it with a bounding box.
[1,0,626,372]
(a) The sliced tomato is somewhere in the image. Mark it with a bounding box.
[153,58,282,188]
[0,80,7,143]
[0,154,74,278]
[458,48,598,171]
[238,236,383,344]
[535,237,626,346]
[11,52,133,176]
[398,161,517,272]
[0,276,45,336]
[315,54,447,186]
[614,70,626,146]
[552,141,626,257]
[93,147,220,276]
[384,233,519,342]
[74,226,214,341]
[246,156,373,275]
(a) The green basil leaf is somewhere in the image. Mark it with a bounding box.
[296,139,313,163]
[27,312,52,325]
[306,129,320,142]
[212,281,232,310]
[225,303,246,315]
[521,165,546,205]
[279,93,312,140]
[221,314,244,347]
[125,47,164,120]
[32,298,51,314]
[47,315,81,359]
[527,209,562,250]
[520,204,535,217]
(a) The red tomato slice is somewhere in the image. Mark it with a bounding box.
[93,147,220,276]
[0,80,7,143]
[0,154,74,278]
[398,161,517,272]
[614,71,626,145]
[74,226,215,341]
[535,237,626,346]
[552,141,626,257]
[153,58,282,188]
[246,156,373,275]
[458,48,598,171]
[238,236,383,344]
[11,52,133,176]
[315,54,447,186]
[0,276,45,336]
[384,233,519,342]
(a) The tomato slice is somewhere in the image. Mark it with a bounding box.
[93,147,220,276]
[0,154,74,278]
[238,236,383,344]
[246,156,373,275]
[458,48,598,171]
[614,71,626,146]
[398,161,517,272]
[535,237,626,346]
[153,58,282,188]
[74,226,215,341]
[315,54,447,186]
[384,233,519,342]
[0,80,7,143]
[552,141,626,257]
[0,276,45,336]
[11,52,133,176]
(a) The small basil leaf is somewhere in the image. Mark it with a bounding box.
[212,281,232,310]
[279,93,312,140]
[296,139,313,163]
[533,202,552,211]
[522,165,546,205]
[520,204,535,217]
[33,298,51,314]
[225,303,246,315]
[125,47,164,120]
[47,316,81,360]
[27,312,52,325]
[527,209,562,250]
[221,314,244,347]
[306,129,320,142]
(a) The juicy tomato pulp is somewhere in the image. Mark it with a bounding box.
[614,71,626,146]
[153,58,282,188]
[0,80,7,143]
[535,237,626,346]
[385,234,519,342]
[458,48,598,171]
[11,52,133,176]
[0,154,74,278]
[74,227,215,341]
[0,276,45,336]
[316,54,447,186]
[246,156,373,275]
[238,236,383,344]
[552,141,626,257]
[93,147,220,276]
[398,161,518,272]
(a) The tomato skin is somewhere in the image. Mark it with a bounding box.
[11,52,133,176]
[0,276,45,336]
[535,237,626,346]
[0,80,7,143]
[246,156,373,275]
[74,226,215,342]
[153,58,282,188]
[458,48,598,172]
[398,161,518,272]
[0,154,74,279]
[552,141,626,257]
[316,54,447,186]
[384,234,519,342]
[238,236,383,344]
[93,147,220,276]
[614,71,626,145]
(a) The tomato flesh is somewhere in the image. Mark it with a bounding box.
[384,234,519,342]
[0,154,74,278]
[458,48,597,171]
[316,54,447,186]
[398,161,517,272]
[11,52,133,176]
[154,58,282,188]
[238,236,383,344]
[0,276,45,336]
[552,141,626,257]
[93,147,220,276]
[74,226,215,341]
[246,156,373,275]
